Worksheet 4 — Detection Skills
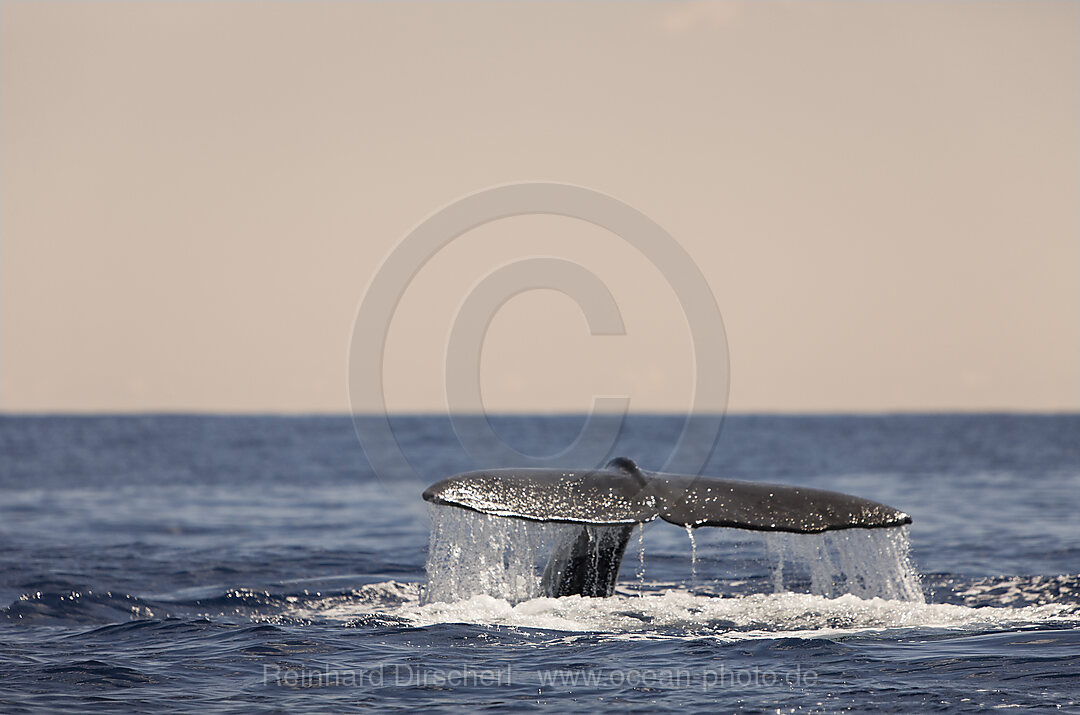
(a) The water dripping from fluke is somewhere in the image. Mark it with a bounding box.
[686,524,698,586]
[635,524,646,594]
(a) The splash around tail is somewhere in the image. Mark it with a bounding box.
[423,457,914,600]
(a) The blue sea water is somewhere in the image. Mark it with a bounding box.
[1,414,1078,712]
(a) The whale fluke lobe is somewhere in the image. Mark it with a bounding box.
[423,456,912,597]
[651,475,911,533]
[421,458,658,525]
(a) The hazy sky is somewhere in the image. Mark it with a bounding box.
[2,1,1077,413]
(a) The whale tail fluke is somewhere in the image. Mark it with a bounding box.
[423,457,912,597]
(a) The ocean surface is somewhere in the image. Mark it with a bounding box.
[1,414,1078,712]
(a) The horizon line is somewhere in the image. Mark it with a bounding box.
[1,409,1078,418]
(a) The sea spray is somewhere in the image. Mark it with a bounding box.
[760,526,923,602]
[423,505,630,604]
[423,505,555,604]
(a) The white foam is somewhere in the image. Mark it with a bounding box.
[293,585,1077,639]
[407,589,1075,637]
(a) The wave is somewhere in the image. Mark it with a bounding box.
[2,590,156,625]
[6,576,1078,641]
[282,575,1080,639]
